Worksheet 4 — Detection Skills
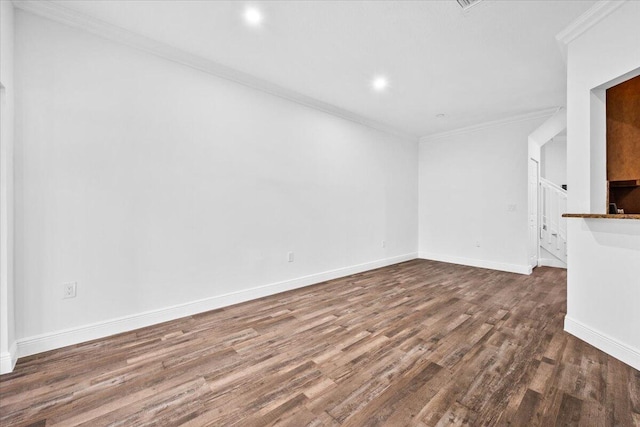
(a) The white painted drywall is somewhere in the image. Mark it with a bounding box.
[0,0,17,374]
[541,137,567,187]
[418,116,548,274]
[564,1,640,370]
[13,12,418,349]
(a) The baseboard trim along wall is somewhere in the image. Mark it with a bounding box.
[538,257,567,269]
[564,316,640,371]
[14,252,418,361]
[0,342,17,374]
[418,252,532,275]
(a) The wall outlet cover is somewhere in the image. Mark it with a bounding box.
[63,282,77,299]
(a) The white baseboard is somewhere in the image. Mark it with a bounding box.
[538,257,567,269]
[418,252,532,275]
[564,316,640,371]
[15,252,418,360]
[0,341,17,374]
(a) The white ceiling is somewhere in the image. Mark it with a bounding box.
[44,0,597,138]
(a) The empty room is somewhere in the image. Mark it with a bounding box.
[0,0,639,425]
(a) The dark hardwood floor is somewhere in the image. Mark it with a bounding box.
[1,259,638,426]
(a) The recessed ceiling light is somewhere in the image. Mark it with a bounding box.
[244,6,263,26]
[372,76,389,92]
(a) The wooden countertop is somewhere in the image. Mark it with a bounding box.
[562,213,640,220]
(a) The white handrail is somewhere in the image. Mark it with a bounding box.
[540,177,566,194]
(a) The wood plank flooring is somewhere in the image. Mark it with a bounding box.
[1,259,639,426]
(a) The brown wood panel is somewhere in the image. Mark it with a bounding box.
[607,74,640,213]
[607,74,640,182]
[1,260,638,426]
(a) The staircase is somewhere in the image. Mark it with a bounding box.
[540,177,567,265]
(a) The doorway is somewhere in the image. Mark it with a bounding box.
[527,158,539,270]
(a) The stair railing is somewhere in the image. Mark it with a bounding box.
[540,177,568,262]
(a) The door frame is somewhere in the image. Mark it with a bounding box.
[528,157,540,271]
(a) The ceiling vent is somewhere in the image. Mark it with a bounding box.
[456,0,485,11]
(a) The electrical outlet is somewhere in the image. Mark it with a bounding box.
[507,203,517,212]
[63,282,77,299]
[287,252,294,263]
[382,240,386,248]
[475,241,481,248]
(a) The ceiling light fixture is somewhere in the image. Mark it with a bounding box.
[244,6,263,26]
[372,76,389,92]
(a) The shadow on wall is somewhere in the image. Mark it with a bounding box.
[584,220,640,251]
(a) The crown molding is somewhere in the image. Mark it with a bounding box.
[419,107,559,143]
[555,0,627,63]
[12,0,418,142]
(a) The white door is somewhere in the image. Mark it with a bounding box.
[528,158,539,270]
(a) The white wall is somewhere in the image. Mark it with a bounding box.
[541,136,567,187]
[13,12,418,356]
[564,1,640,370]
[0,0,17,373]
[418,116,548,275]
